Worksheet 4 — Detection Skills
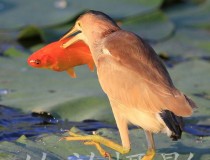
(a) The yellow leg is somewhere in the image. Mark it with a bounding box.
[141,149,156,160]
[62,131,130,158]
[141,131,156,160]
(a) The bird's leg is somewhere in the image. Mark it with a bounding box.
[62,99,130,158]
[62,131,130,158]
[109,99,131,152]
[141,130,156,160]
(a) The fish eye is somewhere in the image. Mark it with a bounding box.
[35,59,41,65]
[78,22,81,27]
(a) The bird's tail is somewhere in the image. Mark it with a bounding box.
[160,110,184,141]
[184,94,197,110]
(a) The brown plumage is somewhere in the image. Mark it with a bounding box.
[60,10,197,160]
[99,30,195,116]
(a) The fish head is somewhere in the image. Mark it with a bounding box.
[27,44,55,69]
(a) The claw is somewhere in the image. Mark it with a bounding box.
[84,141,111,159]
[104,152,111,160]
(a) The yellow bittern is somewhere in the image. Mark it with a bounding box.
[60,10,196,160]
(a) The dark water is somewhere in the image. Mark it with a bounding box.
[0,105,117,142]
[0,105,210,142]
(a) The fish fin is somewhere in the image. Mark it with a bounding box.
[67,68,77,78]
[87,62,95,72]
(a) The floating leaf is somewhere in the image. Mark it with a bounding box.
[70,0,164,19]
[0,0,163,30]
[168,59,210,117]
[166,0,210,29]
[18,24,73,43]
[0,53,114,122]
[17,26,44,40]
[122,10,174,41]
[3,47,27,57]
[1,128,210,160]
[0,0,77,30]
[153,28,210,56]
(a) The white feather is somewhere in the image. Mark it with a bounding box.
[102,48,112,55]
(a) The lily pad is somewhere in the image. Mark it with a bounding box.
[165,0,210,29]
[122,10,174,41]
[0,0,163,30]
[168,59,210,118]
[17,25,72,44]
[153,28,210,57]
[1,128,210,160]
[3,47,27,57]
[0,49,114,123]
[71,0,164,19]
[0,0,77,30]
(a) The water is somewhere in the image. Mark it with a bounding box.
[184,124,210,137]
[0,89,10,95]
[0,105,210,142]
[0,105,117,142]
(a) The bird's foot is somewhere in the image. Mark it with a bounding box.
[61,131,130,159]
[61,131,112,159]
[141,149,155,160]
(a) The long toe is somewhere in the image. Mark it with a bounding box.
[141,149,155,160]
[62,131,112,158]
[84,141,111,159]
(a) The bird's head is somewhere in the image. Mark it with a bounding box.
[60,10,120,48]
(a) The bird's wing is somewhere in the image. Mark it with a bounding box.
[97,30,194,116]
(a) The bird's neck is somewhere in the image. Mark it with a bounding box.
[88,42,103,67]
[84,27,120,67]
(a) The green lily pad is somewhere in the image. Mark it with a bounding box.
[166,0,210,29]
[0,0,163,30]
[153,28,210,56]
[17,25,72,44]
[0,0,77,30]
[168,59,210,118]
[19,9,175,44]
[71,0,164,19]
[0,49,114,122]
[122,10,174,41]
[0,0,164,43]
[0,22,72,44]
[3,47,26,57]
[0,128,210,160]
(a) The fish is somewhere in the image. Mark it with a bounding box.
[27,37,94,78]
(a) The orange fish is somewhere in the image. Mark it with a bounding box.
[27,38,94,78]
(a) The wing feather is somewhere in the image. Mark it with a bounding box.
[97,30,194,116]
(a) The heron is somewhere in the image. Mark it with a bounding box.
[60,10,196,160]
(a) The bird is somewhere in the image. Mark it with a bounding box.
[27,37,94,78]
[59,10,197,160]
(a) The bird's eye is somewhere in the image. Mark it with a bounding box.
[78,22,81,27]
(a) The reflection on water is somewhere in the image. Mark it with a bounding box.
[0,105,116,142]
[0,105,210,142]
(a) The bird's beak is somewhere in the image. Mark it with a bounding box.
[60,25,83,49]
